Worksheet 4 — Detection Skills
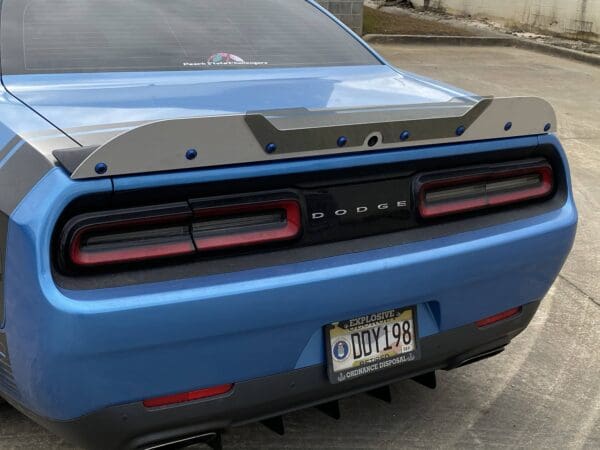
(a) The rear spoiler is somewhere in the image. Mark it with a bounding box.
[53,96,556,180]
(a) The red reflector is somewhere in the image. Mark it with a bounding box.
[476,307,522,328]
[416,161,554,219]
[143,384,233,408]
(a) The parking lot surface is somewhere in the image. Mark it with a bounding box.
[1,45,599,449]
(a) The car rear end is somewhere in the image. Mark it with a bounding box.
[1,131,575,449]
[0,1,577,449]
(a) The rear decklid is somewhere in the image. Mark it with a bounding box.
[2,65,469,149]
[2,65,557,181]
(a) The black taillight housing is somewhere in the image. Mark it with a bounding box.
[59,195,302,269]
[56,155,559,274]
[414,158,554,219]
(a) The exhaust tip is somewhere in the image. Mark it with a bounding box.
[143,431,222,450]
[456,347,506,368]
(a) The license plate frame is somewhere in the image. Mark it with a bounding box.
[324,306,420,384]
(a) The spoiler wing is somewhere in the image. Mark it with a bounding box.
[54,96,556,180]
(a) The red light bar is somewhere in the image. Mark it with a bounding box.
[416,160,554,219]
[476,307,522,328]
[143,384,234,408]
[71,238,195,267]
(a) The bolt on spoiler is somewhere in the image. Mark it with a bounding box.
[53,96,557,180]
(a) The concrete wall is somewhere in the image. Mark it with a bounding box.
[412,0,600,42]
[317,0,364,34]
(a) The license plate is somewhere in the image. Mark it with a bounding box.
[325,307,420,384]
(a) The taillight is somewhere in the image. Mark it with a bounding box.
[191,199,301,252]
[60,197,302,269]
[415,159,554,219]
[64,203,196,267]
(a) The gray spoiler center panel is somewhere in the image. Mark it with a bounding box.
[55,97,557,180]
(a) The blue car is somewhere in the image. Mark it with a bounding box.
[0,1,577,449]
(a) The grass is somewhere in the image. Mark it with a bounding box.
[363,6,475,36]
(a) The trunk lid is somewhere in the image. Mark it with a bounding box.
[2,65,470,148]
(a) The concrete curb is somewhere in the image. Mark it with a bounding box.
[364,34,600,66]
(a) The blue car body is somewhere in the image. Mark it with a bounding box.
[0,1,576,449]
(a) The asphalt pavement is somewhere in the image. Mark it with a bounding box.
[1,45,598,449]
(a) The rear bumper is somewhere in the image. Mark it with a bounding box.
[22,301,539,450]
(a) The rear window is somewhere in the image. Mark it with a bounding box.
[0,0,379,75]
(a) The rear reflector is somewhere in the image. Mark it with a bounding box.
[143,384,233,408]
[416,160,554,219]
[476,307,522,328]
